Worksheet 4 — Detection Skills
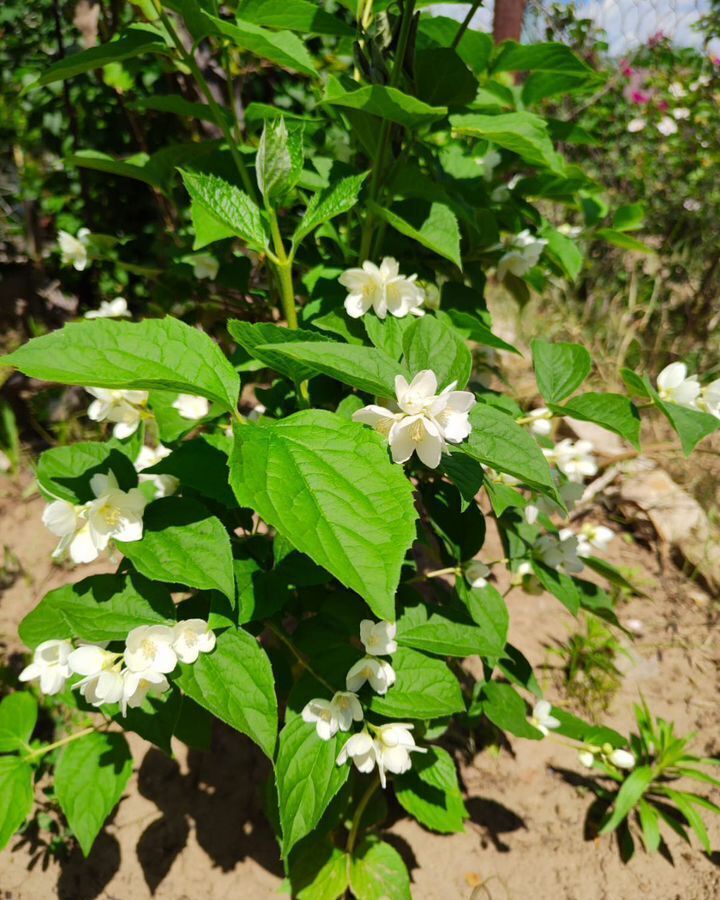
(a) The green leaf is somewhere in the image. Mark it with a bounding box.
[256,117,303,202]
[532,339,592,403]
[370,200,461,268]
[228,319,332,383]
[457,581,509,657]
[37,442,138,504]
[541,226,584,281]
[369,648,464,719]
[450,112,565,174]
[175,628,277,758]
[613,202,645,232]
[531,561,580,614]
[415,47,478,107]
[0,693,37,753]
[55,732,133,857]
[416,16,493,74]
[256,342,406,398]
[600,767,655,835]
[481,682,543,739]
[493,41,596,75]
[0,316,240,412]
[459,404,559,500]
[229,412,417,620]
[64,150,165,190]
[438,308,520,355]
[179,170,268,251]
[276,716,349,857]
[552,392,641,449]
[551,707,626,748]
[349,837,411,900]
[395,746,467,833]
[114,689,182,755]
[397,602,501,658]
[637,799,661,853]
[323,76,447,128]
[596,229,653,253]
[238,0,354,34]
[402,315,471,390]
[0,757,34,851]
[203,12,316,75]
[293,173,368,244]
[655,400,720,456]
[19,574,175,649]
[364,316,414,361]
[439,453,484,512]
[289,835,350,899]
[190,200,236,249]
[118,498,235,602]
[35,26,167,87]
[148,435,237,507]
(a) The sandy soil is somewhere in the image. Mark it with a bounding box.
[1,473,719,900]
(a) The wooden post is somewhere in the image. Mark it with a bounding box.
[492,0,527,42]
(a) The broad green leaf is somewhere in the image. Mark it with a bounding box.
[179,170,268,250]
[35,26,167,87]
[395,746,467,833]
[256,117,303,202]
[0,693,37,753]
[621,368,652,399]
[492,41,596,76]
[148,435,237,507]
[190,200,236,249]
[0,757,34,851]
[551,708,626,748]
[64,150,164,190]
[276,716,349,856]
[0,317,240,412]
[397,602,501,658]
[369,648,464,719]
[19,574,176,649]
[228,320,332,383]
[654,400,720,456]
[293,173,368,244]
[416,16,493,73]
[324,76,447,128]
[613,202,645,232]
[349,838,411,900]
[450,112,565,175]
[118,498,235,602]
[600,767,655,835]
[532,339,592,403]
[541,226,584,281]
[257,342,407,398]
[363,316,413,361]
[402,315,471,389]
[203,12,316,75]
[637,799,662,853]
[55,732,133,857]
[481,682,543,739]
[522,71,596,105]
[176,628,278,757]
[439,453,484,512]
[37,442,138,504]
[289,835,350,899]
[238,0,354,35]
[438,308,520,355]
[415,48,478,107]
[531,561,580,614]
[370,201,461,268]
[457,581,509,657]
[596,228,653,253]
[229,412,417,620]
[114,689,182,755]
[131,94,228,124]
[552,392,641,449]
[459,404,559,500]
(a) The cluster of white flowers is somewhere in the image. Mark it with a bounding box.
[656,362,720,418]
[578,743,635,771]
[302,620,426,787]
[85,388,148,439]
[627,117,646,133]
[656,115,678,136]
[186,252,219,281]
[575,522,614,557]
[543,438,598,482]
[534,530,585,575]
[339,257,425,319]
[353,370,475,469]
[524,406,553,437]
[19,620,215,713]
[84,297,130,319]
[42,471,146,564]
[58,228,91,271]
[496,230,547,281]
[172,393,210,420]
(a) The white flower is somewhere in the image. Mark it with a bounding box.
[525,406,552,437]
[477,146,501,180]
[465,560,490,589]
[86,387,148,439]
[529,699,560,737]
[345,656,396,695]
[353,370,475,469]
[698,379,720,418]
[656,115,678,136]
[339,257,425,319]
[58,228,91,271]
[484,466,521,486]
[683,198,702,212]
[302,691,364,740]
[124,624,177,674]
[373,722,427,788]
[336,729,377,774]
[535,531,584,575]
[656,362,700,408]
[42,499,83,560]
[490,174,521,203]
[190,253,219,281]
[668,82,687,99]
[627,117,646,133]
[544,439,598,482]
[121,669,170,716]
[672,107,690,121]
[626,618,644,635]
[171,619,216,664]
[557,223,582,238]
[577,523,614,557]
[578,749,596,768]
[359,620,397,656]
[76,471,146,562]
[84,297,130,319]
[690,74,711,91]
[69,645,125,707]
[19,639,73,695]
[172,393,210,420]
[497,230,547,280]
[607,748,636,770]
[135,444,178,498]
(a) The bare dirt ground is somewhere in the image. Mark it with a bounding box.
[1,472,719,900]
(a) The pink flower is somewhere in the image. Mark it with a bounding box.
[709,54,720,67]
[648,30,667,48]
[657,99,669,112]
[630,89,651,104]
[619,59,635,77]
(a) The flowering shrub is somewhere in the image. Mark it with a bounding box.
[1,0,720,891]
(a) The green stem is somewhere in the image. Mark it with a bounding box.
[266,206,298,329]
[265,621,334,693]
[23,726,97,762]
[451,0,481,50]
[346,775,380,856]
[156,4,257,202]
